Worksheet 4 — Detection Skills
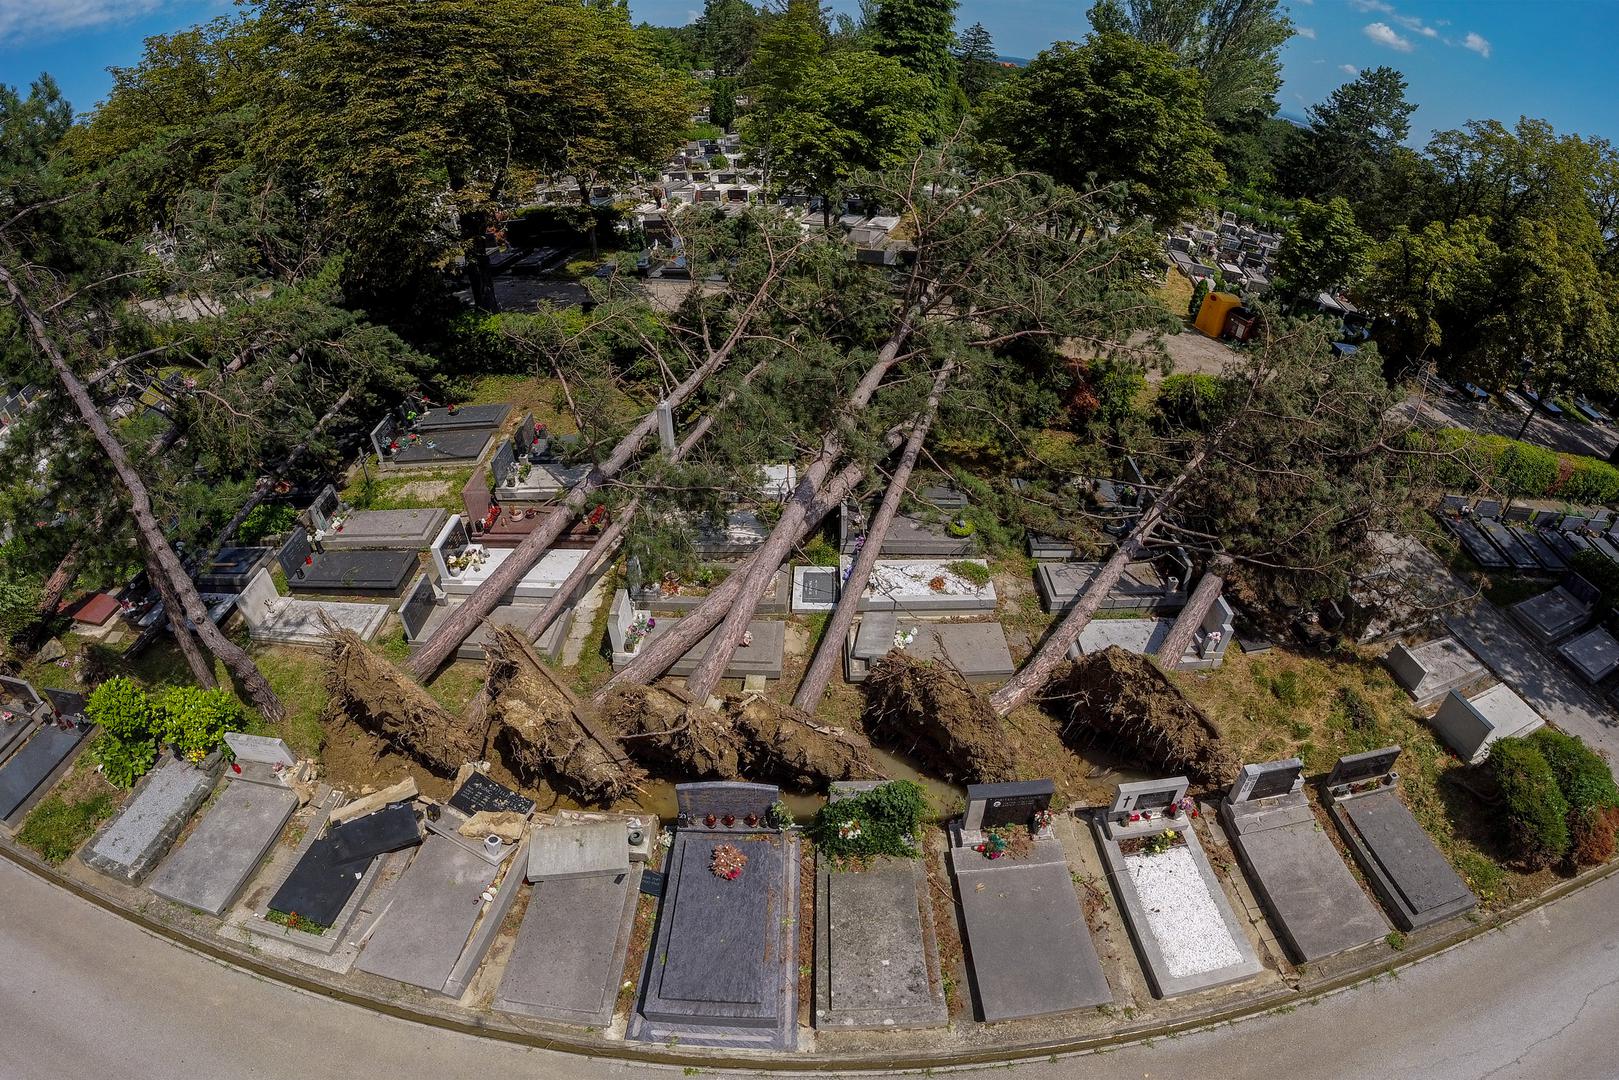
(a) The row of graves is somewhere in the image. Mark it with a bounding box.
[1384,633,1549,766]
[1430,495,1619,577]
[1164,211,1280,295]
[0,678,91,834]
[48,725,1484,1053]
[370,399,513,471]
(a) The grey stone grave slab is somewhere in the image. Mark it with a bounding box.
[844,619,1014,684]
[329,803,420,862]
[319,507,448,551]
[1385,637,1486,708]
[1332,790,1475,930]
[223,732,296,767]
[1559,626,1619,683]
[527,820,629,882]
[632,829,798,1050]
[1027,531,1078,561]
[1510,586,1591,644]
[791,564,840,613]
[407,595,575,662]
[813,780,944,1030]
[1036,560,1185,614]
[148,778,298,915]
[649,568,790,615]
[0,723,89,825]
[1220,760,1387,963]
[1429,684,1544,765]
[355,836,501,992]
[949,836,1111,1020]
[83,756,220,884]
[237,568,388,646]
[449,772,535,817]
[495,864,643,1026]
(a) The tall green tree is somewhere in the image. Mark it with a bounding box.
[953,21,1000,102]
[975,33,1224,223]
[1086,0,1292,126]
[1278,66,1416,207]
[870,0,960,90]
[696,0,761,74]
[1273,197,1369,306]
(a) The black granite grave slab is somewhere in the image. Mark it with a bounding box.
[266,834,372,928]
[0,723,88,823]
[409,403,511,431]
[0,709,39,763]
[328,804,420,862]
[1478,518,1540,571]
[281,529,417,595]
[1510,526,1566,572]
[1443,517,1508,570]
[449,773,535,817]
[383,426,498,467]
[195,546,273,591]
[1334,792,1475,930]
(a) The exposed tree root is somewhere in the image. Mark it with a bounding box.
[323,628,488,774]
[861,653,1020,784]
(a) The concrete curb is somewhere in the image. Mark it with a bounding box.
[3,834,1616,1073]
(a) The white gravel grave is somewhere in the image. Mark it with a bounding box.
[857,559,996,602]
[1125,844,1244,979]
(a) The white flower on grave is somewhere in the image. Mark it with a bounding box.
[838,819,863,841]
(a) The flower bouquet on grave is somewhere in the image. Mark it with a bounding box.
[624,614,655,652]
[1032,809,1055,836]
[974,832,1011,860]
[711,843,748,880]
[837,819,863,843]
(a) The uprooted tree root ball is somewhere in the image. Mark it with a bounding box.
[323,628,489,774]
[604,684,743,779]
[483,626,643,804]
[727,695,880,789]
[1052,646,1240,786]
[861,653,1020,784]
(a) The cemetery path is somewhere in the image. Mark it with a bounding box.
[1445,601,1619,771]
[3,853,1618,1079]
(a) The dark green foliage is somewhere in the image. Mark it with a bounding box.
[810,779,930,861]
[87,677,155,741]
[766,799,795,829]
[954,22,1000,102]
[236,502,298,544]
[156,685,243,762]
[1570,549,1619,608]
[1154,373,1222,432]
[1488,738,1570,871]
[1419,429,1611,501]
[95,735,158,790]
[1529,728,1619,815]
[18,791,117,864]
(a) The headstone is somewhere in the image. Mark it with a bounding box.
[1227,758,1303,804]
[961,779,1055,835]
[448,773,535,818]
[328,803,420,863]
[490,440,517,487]
[1430,686,1544,765]
[398,575,438,641]
[307,486,342,533]
[1326,746,1400,792]
[526,820,629,882]
[223,732,296,768]
[674,781,780,828]
[42,688,87,721]
[1104,776,1190,838]
[656,399,676,453]
[278,526,314,582]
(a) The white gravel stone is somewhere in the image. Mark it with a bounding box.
[1126,843,1244,979]
[854,559,997,602]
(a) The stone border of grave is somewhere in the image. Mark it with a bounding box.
[4,826,1619,1070]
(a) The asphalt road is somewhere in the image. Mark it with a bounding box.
[1,856,1616,1080]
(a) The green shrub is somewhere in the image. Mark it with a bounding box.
[809,780,930,862]
[96,735,157,789]
[1561,457,1619,504]
[1571,549,1619,607]
[947,560,992,586]
[1155,373,1223,432]
[1528,728,1619,814]
[236,502,299,544]
[155,686,242,763]
[87,677,154,741]
[1489,738,1570,870]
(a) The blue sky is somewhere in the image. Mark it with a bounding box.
[2,0,1614,147]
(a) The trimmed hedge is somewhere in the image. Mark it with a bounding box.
[1423,428,1619,503]
[1529,728,1619,814]
[1488,738,1570,870]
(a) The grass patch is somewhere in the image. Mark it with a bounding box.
[17,790,117,864]
[341,466,475,511]
[1151,270,1195,322]
[266,909,328,935]
[460,374,577,434]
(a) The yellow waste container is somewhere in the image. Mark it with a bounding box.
[1194,291,1242,339]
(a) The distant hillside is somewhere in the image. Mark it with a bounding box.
[996,55,1030,67]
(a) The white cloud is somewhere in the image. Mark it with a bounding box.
[1293,0,1314,5]
[1364,22,1414,52]
[1348,0,1395,13]
[1340,64,1360,75]
[1464,31,1492,58]
[1394,13,1439,37]
[1296,25,1317,39]
[0,0,174,41]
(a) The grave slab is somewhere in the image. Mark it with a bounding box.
[1429,685,1545,765]
[1036,560,1187,614]
[148,778,299,915]
[791,565,839,613]
[318,508,448,550]
[410,403,512,431]
[631,825,799,1050]
[329,803,420,862]
[842,506,979,557]
[852,559,998,613]
[83,756,220,884]
[1559,626,1619,683]
[406,594,575,662]
[495,866,643,1026]
[1509,585,1592,645]
[1331,791,1475,930]
[1385,637,1486,708]
[236,568,388,647]
[527,820,630,881]
[279,527,416,596]
[194,546,274,592]
[433,518,588,600]
[377,426,498,470]
[692,510,770,556]
[0,723,90,826]
[266,833,375,930]
[355,836,501,992]
[844,619,1014,684]
[646,568,789,615]
[608,590,785,678]
[949,838,1111,1020]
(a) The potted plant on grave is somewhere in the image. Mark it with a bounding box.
[624,613,655,653]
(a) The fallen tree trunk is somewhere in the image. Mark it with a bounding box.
[862,652,1020,784]
[483,625,642,805]
[1155,557,1229,669]
[324,627,488,773]
[144,550,216,688]
[593,424,911,705]
[1,263,286,721]
[681,306,932,702]
[792,361,952,713]
[520,359,769,644]
[407,258,798,680]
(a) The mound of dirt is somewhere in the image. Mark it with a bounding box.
[603,684,742,779]
[729,695,880,789]
[483,626,643,805]
[1053,646,1238,786]
[323,629,488,774]
[861,652,1019,784]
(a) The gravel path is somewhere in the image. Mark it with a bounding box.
[1127,845,1243,979]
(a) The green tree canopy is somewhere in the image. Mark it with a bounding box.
[1272,196,1369,306]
